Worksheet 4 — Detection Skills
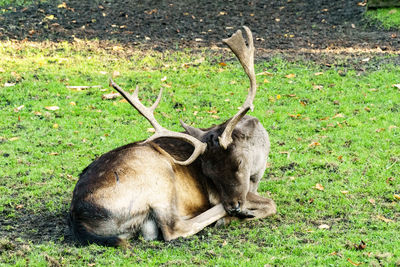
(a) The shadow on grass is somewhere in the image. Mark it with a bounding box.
[0,206,74,246]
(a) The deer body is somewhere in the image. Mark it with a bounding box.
[69,27,276,246]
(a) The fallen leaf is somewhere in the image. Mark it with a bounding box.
[314,72,324,76]
[376,215,394,223]
[4,82,16,87]
[14,105,25,112]
[112,70,120,78]
[53,123,59,129]
[263,79,270,83]
[341,190,349,194]
[368,198,376,205]
[388,125,397,131]
[318,224,330,229]
[57,2,67,8]
[69,101,76,106]
[347,258,361,266]
[308,142,321,147]
[313,85,323,90]
[285,73,296,79]
[314,183,324,191]
[394,194,400,200]
[375,128,385,133]
[256,71,274,76]
[333,113,345,118]
[45,106,60,111]
[102,92,120,100]
[44,14,55,20]
[15,204,24,209]
[49,152,59,156]
[218,62,227,67]
[9,137,19,141]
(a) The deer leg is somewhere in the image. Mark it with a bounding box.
[155,204,227,241]
[243,192,276,219]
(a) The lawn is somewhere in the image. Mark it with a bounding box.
[0,39,399,266]
[1,2,400,265]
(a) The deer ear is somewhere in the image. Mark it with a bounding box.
[180,120,206,140]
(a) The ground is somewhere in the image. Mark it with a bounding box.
[0,0,399,266]
[1,0,399,53]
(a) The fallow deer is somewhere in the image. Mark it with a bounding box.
[68,27,276,246]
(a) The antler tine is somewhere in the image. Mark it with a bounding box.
[218,26,257,149]
[109,79,207,165]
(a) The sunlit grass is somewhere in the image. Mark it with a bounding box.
[366,7,400,29]
[0,39,399,266]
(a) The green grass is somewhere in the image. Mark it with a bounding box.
[366,7,400,29]
[0,40,399,266]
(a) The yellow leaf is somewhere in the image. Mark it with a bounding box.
[314,72,324,76]
[394,194,400,200]
[285,73,296,79]
[9,137,19,141]
[45,106,60,111]
[314,183,324,191]
[263,79,270,83]
[341,190,349,194]
[376,215,394,223]
[53,123,59,129]
[44,14,55,20]
[57,2,67,8]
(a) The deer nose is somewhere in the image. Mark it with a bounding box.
[231,202,241,212]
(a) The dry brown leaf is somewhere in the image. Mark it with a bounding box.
[45,106,60,111]
[308,142,321,147]
[112,70,120,78]
[218,62,227,67]
[333,113,345,118]
[314,183,324,191]
[69,101,76,106]
[347,258,361,266]
[318,224,330,229]
[256,71,274,76]
[314,72,324,76]
[394,194,400,200]
[375,128,385,133]
[376,215,394,223]
[368,198,376,205]
[14,105,25,112]
[285,73,296,79]
[49,152,59,156]
[102,92,120,100]
[341,190,349,194]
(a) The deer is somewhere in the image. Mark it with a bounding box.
[68,27,276,246]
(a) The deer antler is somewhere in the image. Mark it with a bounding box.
[218,26,256,149]
[109,79,207,165]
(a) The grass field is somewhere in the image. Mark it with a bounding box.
[0,39,399,265]
[1,0,400,264]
